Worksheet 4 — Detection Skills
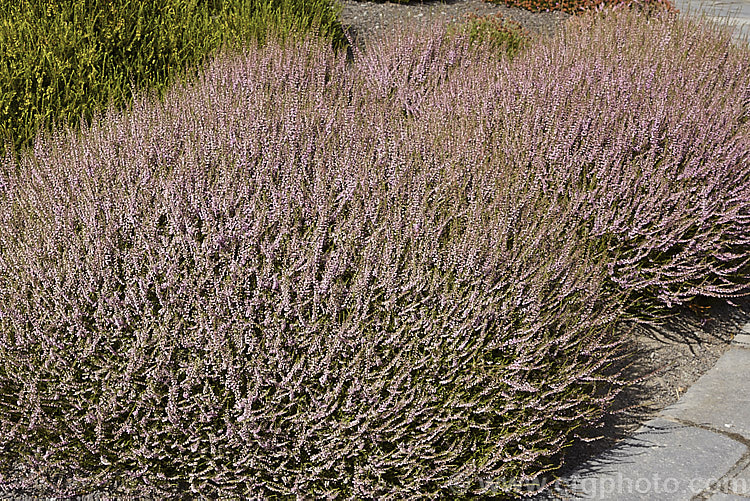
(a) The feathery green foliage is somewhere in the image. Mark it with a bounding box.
[0,0,348,160]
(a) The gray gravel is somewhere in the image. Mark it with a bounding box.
[335,0,575,49]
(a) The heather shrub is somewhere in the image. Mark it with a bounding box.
[0,6,748,500]
[0,23,630,500]
[490,7,750,313]
[0,0,348,160]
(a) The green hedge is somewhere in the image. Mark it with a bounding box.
[0,0,348,159]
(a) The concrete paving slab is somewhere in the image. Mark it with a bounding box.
[722,459,750,497]
[539,418,746,500]
[708,492,750,500]
[733,333,750,348]
[673,0,750,47]
[661,347,750,441]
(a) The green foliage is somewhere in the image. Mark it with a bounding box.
[0,0,348,159]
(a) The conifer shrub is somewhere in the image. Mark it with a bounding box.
[0,6,748,499]
[0,0,348,160]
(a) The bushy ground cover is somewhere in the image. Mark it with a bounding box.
[0,2,748,499]
[0,0,349,160]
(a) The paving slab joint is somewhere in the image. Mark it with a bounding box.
[661,417,750,500]
[734,323,750,348]
[690,453,750,500]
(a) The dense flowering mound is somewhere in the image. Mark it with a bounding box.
[494,9,750,312]
[0,7,747,498]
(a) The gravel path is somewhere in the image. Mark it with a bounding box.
[336,0,575,49]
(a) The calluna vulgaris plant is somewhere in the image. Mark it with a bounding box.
[0,7,748,499]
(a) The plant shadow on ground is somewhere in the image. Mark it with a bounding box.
[530,295,750,496]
